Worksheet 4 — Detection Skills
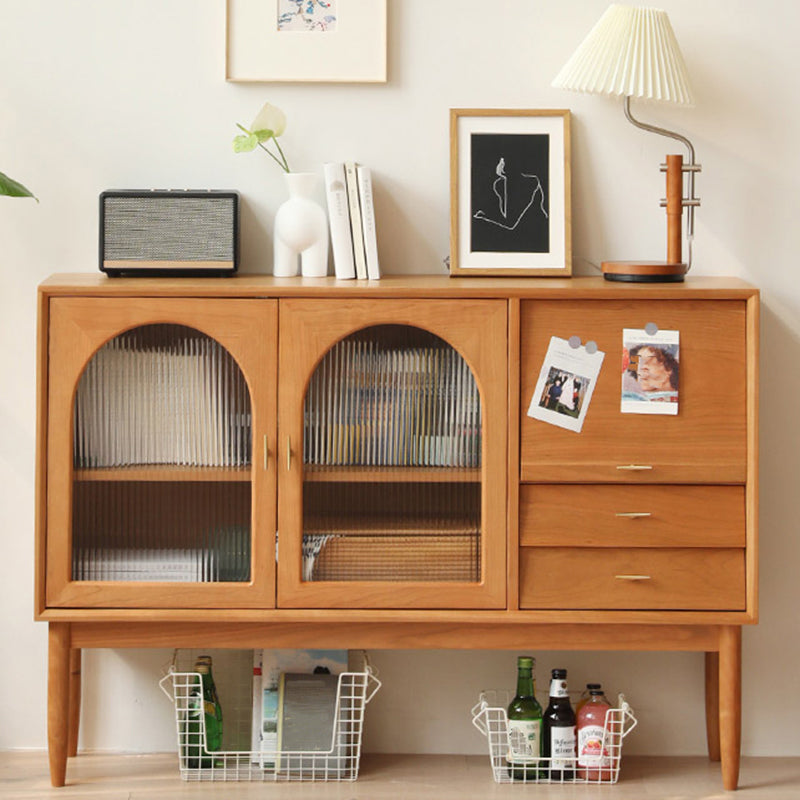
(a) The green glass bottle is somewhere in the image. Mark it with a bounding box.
[506,656,543,781]
[185,658,223,768]
[196,655,223,743]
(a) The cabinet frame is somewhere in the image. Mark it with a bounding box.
[34,274,759,792]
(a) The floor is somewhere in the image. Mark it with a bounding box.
[1,753,800,799]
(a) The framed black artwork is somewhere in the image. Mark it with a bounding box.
[450,109,571,276]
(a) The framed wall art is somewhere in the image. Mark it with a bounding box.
[450,109,571,277]
[226,0,387,83]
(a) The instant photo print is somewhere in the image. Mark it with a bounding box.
[527,336,605,433]
[621,327,680,415]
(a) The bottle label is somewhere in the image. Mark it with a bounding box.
[549,678,569,698]
[188,690,202,718]
[577,724,611,768]
[507,719,541,763]
[549,726,576,770]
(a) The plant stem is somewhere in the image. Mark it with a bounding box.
[236,123,290,173]
[257,142,290,172]
[273,138,291,173]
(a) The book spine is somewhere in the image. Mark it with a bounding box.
[251,650,263,763]
[356,166,381,280]
[344,161,367,279]
[323,162,356,280]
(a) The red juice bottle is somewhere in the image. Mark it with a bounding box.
[576,686,613,781]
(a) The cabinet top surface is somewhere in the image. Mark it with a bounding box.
[39,273,758,300]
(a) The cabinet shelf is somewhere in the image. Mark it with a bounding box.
[74,466,252,482]
[304,514,479,537]
[303,465,480,483]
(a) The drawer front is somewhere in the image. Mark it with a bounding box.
[519,485,745,548]
[520,299,747,483]
[519,548,745,610]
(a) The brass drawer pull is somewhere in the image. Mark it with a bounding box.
[616,464,654,471]
[615,574,652,581]
[615,512,652,519]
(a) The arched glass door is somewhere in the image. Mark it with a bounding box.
[45,296,276,609]
[277,298,507,610]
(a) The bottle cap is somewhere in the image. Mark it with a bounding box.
[195,662,210,674]
[586,683,601,690]
[589,688,606,696]
[551,668,567,678]
[517,656,535,669]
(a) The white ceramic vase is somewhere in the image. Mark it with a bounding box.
[273,172,329,277]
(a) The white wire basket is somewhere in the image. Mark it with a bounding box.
[159,651,381,782]
[471,690,637,785]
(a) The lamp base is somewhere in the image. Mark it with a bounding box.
[601,260,687,283]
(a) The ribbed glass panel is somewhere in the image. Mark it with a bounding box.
[74,324,251,468]
[72,482,251,582]
[303,326,481,468]
[302,325,482,583]
[71,324,252,583]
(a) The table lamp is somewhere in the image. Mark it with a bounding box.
[552,4,700,282]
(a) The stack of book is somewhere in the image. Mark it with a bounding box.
[303,335,481,468]
[72,526,250,583]
[74,325,252,469]
[323,162,381,280]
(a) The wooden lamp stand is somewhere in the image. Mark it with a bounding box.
[602,154,689,282]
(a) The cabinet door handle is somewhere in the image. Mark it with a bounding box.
[286,436,292,472]
[615,512,652,519]
[614,574,652,581]
[263,435,269,471]
[616,464,653,471]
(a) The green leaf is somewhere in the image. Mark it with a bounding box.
[232,134,258,153]
[0,171,37,200]
[253,128,275,143]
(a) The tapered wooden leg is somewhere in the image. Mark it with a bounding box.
[705,651,721,762]
[48,623,71,787]
[719,626,742,791]
[68,648,81,757]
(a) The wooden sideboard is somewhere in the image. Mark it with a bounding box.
[35,274,758,789]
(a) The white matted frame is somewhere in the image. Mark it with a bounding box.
[226,0,387,83]
[450,109,571,277]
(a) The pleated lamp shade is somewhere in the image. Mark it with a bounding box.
[552,4,694,105]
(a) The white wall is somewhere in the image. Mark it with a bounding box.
[1,0,798,759]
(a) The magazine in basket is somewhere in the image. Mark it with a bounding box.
[251,649,349,763]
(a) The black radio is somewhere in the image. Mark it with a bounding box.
[99,190,239,277]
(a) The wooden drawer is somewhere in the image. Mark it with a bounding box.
[520,299,747,483]
[519,548,745,610]
[519,485,745,548]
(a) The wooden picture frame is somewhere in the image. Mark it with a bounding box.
[450,109,571,277]
[226,0,387,83]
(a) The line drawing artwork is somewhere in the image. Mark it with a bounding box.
[473,157,548,231]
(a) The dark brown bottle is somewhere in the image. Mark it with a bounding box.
[542,668,576,781]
